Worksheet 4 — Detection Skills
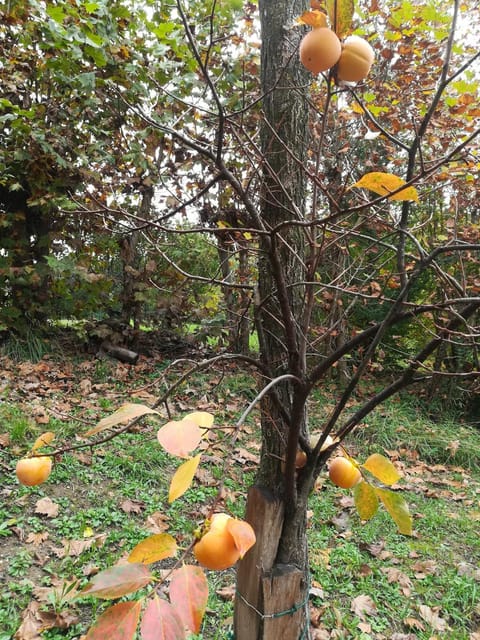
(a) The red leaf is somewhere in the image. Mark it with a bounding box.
[140,595,185,640]
[169,565,208,634]
[157,419,203,458]
[85,600,141,640]
[81,563,152,599]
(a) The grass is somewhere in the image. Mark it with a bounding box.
[0,354,479,639]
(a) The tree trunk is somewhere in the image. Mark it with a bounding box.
[235,0,312,636]
[119,186,153,329]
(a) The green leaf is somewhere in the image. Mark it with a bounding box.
[354,480,379,521]
[362,453,401,485]
[46,6,66,23]
[375,488,413,536]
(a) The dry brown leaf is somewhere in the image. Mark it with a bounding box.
[14,601,43,640]
[0,432,11,447]
[216,584,236,601]
[53,534,106,558]
[32,406,50,425]
[34,497,59,518]
[25,531,49,546]
[412,559,437,578]
[419,604,449,631]
[120,498,144,514]
[403,616,425,630]
[144,511,170,533]
[357,621,371,633]
[79,378,92,395]
[350,594,377,619]
[381,566,413,588]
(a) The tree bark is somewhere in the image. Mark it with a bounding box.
[235,0,312,637]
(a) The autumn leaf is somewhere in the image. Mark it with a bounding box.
[297,10,328,28]
[128,534,177,565]
[169,565,208,635]
[326,0,354,38]
[81,563,152,599]
[183,411,214,429]
[35,497,59,518]
[140,595,185,640]
[226,518,256,558]
[168,454,202,503]
[32,431,55,451]
[418,604,449,631]
[85,404,159,437]
[157,419,204,458]
[350,594,377,619]
[362,453,401,485]
[375,488,413,535]
[353,480,379,521]
[353,172,419,202]
[85,601,142,640]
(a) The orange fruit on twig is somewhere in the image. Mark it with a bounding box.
[16,456,52,486]
[328,456,361,489]
[336,35,375,82]
[194,513,256,571]
[299,27,342,74]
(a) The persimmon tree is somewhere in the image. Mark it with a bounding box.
[8,0,480,638]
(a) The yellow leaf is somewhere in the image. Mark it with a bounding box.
[353,172,419,202]
[183,411,214,429]
[375,488,413,535]
[32,431,55,452]
[362,453,401,485]
[168,454,202,503]
[128,533,177,564]
[353,480,379,521]
[297,10,328,28]
[85,403,159,437]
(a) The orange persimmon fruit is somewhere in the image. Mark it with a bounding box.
[16,456,52,486]
[299,27,342,74]
[328,456,361,489]
[336,35,375,82]
[194,513,255,571]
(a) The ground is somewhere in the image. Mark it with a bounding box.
[0,342,479,639]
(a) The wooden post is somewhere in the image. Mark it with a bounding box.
[262,565,307,639]
[234,486,284,639]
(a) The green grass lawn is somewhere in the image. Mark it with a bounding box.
[0,353,479,639]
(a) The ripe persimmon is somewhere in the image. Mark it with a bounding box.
[328,456,361,489]
[194,513,241,570]
[336,35,374,82]
[299,27,342,74]
[16,456,52,486]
